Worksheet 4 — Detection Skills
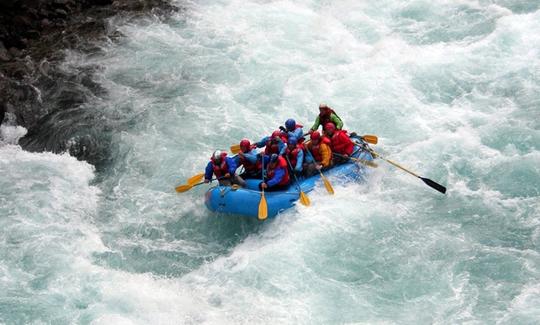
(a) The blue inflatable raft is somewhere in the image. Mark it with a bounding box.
[205,137,375,218]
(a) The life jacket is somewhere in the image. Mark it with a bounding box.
[239,149,261,173]
[211,152,229,177]
[286,146,301,168]
[266,156,290,186]
[329,130,354,155]
[264,138,280,155]
[319,109,340,129]
[308,137,330,162]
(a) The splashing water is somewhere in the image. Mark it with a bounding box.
[1,0,539,323]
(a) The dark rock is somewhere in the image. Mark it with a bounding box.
[0,41,11,61]
[8,47,22,58]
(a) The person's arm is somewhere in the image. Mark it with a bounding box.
[310,116,321,131]
[304,145,314,163]
[321,143,332,167]
[290,128,304,140]
[277,139,287,156]
[267,167,285,187]
[204,162,214,181]
[331,113,343,130]
[256,136,269,148]
[243,150,258,164]
[226,157,237,175]
[295,150,304,172]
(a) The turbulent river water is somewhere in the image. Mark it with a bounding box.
[1,0,540,324]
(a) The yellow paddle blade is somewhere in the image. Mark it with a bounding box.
[299,191,311,206]
[187,173,205,185]
[322,176,334,195]
[362,134,378,144]
[175,184,193,193]
[258,191,268,220]
[230,144,241,154]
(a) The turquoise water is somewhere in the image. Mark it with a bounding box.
[1,0,540,323]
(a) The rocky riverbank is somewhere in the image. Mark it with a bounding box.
[0,0,176,167]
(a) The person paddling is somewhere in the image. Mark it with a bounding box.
[204,150,246,187]
[285,137,304,176]
[256,130,287,156]
[282,118,304,143]
[304,131,332,176]
[310,103,343,133]
[324,122,354,164]
[260,153,290,191]
[236,139,262,179]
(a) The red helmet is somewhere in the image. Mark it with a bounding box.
[271,130,281,138]
[324,122,336,133]
[310,131,321,141]
[240,139,251,151]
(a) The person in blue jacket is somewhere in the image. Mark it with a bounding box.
[260,153,291,191]
[285,137,304,175]
[205,150,245,187]
[256,130,287,156]
[282,118,304,143]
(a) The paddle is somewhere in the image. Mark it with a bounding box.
[187,173,205,185]
[284,155,310,206]
[176,180,210,193]
[318,169,334,195]
[258,153,268,220]
[370,150,447,194]
[361,134,378,144]
[333,153,379,168]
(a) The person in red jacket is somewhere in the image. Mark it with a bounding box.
[324,122,354,164]
[260,153,290,191]
[237,139,262,179]
[204,150,246,187]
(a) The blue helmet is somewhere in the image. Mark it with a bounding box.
[285,118,296,131]
[288,137,297,146]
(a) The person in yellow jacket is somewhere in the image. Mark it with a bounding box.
[303,131,332,177]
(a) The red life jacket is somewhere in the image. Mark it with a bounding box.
[309,137,330,162]
[239,150,261,173]
[286,146,301,168]
[264,140,279,155]
[266,156,290,186]
[211,152,229,177]
[329,130,354,155]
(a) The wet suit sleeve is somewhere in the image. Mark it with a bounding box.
[267,167,285,187]
[256,136,270,148]
[226,157,237,175]
[204,162,214,181]
[295,150,304,172]
[289,128,304,140]
[331,113,343,130]
[321,143,332,167]
[278,139,286,156]
[311,115,321,131]
[244,150,258,164]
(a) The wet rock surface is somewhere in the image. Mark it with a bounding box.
[0,0,177,168]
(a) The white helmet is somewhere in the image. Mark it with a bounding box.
[212,150,223,162]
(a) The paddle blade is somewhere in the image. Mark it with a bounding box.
[230,144,241,154]
[187,173,205,185]
[299,191,311,206]
[175,184,193,193]
[321,175,334,195]
[420,177,447,194]
[258,191,268,220]
[362,134,378,144]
